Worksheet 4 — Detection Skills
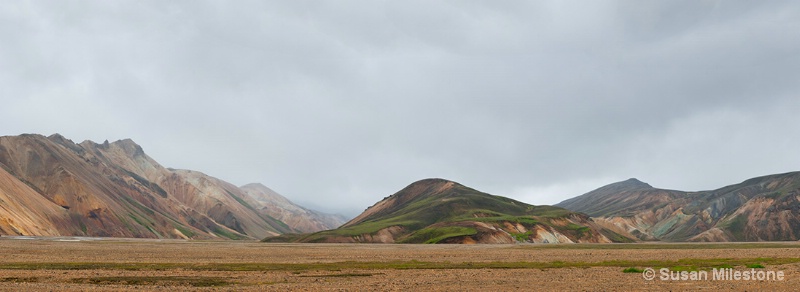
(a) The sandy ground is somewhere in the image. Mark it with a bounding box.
[0,237,798,291]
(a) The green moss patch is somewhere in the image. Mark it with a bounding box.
[622,267,643,273]
[70,276,230,287]
[400,226,478,243]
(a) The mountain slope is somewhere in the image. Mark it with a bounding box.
[0,133,331,239]
[0,166,74,236]
[240,183,347,233]
[268,178,631,244]
[556,172,800,241]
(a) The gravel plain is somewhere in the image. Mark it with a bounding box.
[0,237,798,291]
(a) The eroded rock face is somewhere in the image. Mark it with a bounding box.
[0,134,328,239]
[557,172,800,241]
[316,226,407,243]
[0,166,71,236]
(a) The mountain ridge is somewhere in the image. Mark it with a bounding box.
[240,183,347,233]
[0,133,345,239]
[5,133,798,243]
[267,178,632,244]
[342,178,459,228]
[556,172,800,241]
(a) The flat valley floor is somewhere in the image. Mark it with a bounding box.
[1,237,799,291]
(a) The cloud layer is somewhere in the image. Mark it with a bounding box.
[3,1,799,216]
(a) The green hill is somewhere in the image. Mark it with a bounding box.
[265,179,631,244]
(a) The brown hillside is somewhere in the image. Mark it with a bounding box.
[556,172,800,241]
[0,134,333,239]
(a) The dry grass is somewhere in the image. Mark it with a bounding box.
[1,237,798,291]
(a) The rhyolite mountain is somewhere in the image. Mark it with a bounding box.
[240,183,347,233]
[556,172,800,241]
[264,178,632,243]
[0,133,344,239]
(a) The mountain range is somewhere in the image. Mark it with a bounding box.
[265,178,631,243]
[3,133,799,243]
[556,172,800,241]
[0,134,345,239]
[270,174,800,243]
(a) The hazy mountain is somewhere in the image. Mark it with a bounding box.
[556,172,800,241]
[0,133,342,239]
[240,183,347,233]
[266,178,631,244]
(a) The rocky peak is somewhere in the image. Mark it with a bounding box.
[47,133,70,143]
[621,178,651,188]
[408,178,457,186]
[598,178,653,192]
[47,133,84,154]
[111,139,146,157]
[400,178,461,195]
[343,178,463,228]
[383,178,462,204]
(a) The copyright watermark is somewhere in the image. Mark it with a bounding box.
[642,267,785,281]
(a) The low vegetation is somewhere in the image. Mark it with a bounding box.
[1,277,40,283]
[515,242,800,250]
[399,226,478,243]
[297,273,377,278]
[1,257,796,272]
[1,240,798,290]
[70,276,230,287]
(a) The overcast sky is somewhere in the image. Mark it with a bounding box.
[3,1,800,217]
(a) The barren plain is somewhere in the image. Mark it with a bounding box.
[0,237,798,291]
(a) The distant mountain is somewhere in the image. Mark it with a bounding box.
[266,178,631,244]
[556,172,800,241]
[0,133,343,239]
[240,183,347,233]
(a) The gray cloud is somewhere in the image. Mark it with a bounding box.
[3,1,800,216]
